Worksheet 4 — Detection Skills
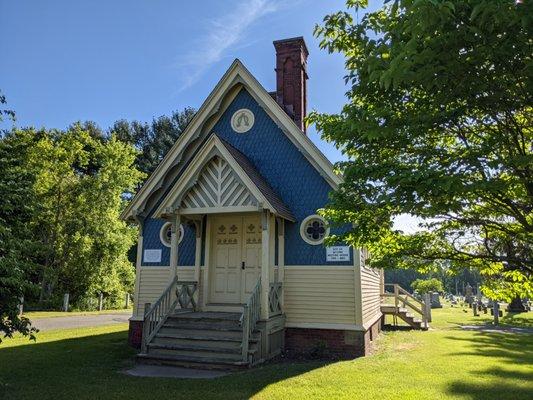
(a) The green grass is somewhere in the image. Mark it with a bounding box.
[1,305,532,400]
[24,309,132,319]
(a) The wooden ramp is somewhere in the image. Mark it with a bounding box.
[381,284,429,330]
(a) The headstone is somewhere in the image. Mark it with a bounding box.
[430,292,442,308]
[465,283,474,306]
[507,296,527,313]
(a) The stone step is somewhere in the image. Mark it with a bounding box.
[169,311,241,322]
[148,342,242,355]
[162,321,243,332]
[157,326,244,339]
[136,353,249,371]
[154,331,259,344]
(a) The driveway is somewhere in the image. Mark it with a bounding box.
[32,311,131,331]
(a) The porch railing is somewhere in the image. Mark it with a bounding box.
[141,277,198,353]
[269,282,282,317]
[381,283,429,329]
[240,278,261,362]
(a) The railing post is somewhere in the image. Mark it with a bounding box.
[394,285,399,309]
[242,305,250,362]
[424,293,432,324]
[493,302,499,325]
[141,302,151,354]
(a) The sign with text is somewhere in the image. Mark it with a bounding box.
[326,246,350,262]
[143,249,162,263]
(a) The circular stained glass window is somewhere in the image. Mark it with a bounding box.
[160,222,184,247]
[231,108,254,133]
[300,215,329,245]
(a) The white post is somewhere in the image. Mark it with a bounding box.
[133,226,144,318]
[63,293,69,312]
[125,293,130,309]
[18,296,24,316]
[424,293,432,323]
[277,218,285,308]
[193,219,203,308]
[261,210,270,320]
[98,292,104,311]
[202,216,211,308]
[493,302,499,325]
[169,212,181,279]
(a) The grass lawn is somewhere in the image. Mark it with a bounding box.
[1,305,532,400]
[24,309,132,319]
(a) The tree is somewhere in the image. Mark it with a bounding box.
[27,125,145,307]
[110,107,196,175]
[411,278,444,295]
[310,0,532,301]
[0,130,38,342]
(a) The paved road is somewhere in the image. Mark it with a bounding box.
[32,311,131,331]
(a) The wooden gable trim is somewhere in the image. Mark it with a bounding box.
[122,59,341,222]
[153,135,286,219]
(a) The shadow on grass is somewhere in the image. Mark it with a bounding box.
[445,331,533,399]
[0,330,328,400]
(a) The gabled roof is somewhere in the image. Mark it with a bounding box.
[153,134,295,221]
[121,59,341,222]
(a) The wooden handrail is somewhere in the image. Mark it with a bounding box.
[141,278,198,353]
[240,278,261,362]
[381,283,429,328]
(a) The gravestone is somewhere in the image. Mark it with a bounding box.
[507,296,527,313]
[430,292,442,308]
[465,283,474,306]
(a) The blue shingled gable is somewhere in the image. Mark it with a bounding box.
[140,87,351,266]
[212,89,351,265]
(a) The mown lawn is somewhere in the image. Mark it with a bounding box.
[1,305,531,400]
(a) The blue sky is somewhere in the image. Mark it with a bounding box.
[0,0,385,162]
[1,0,418,231]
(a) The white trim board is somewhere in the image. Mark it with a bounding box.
[121,59,342,222]
[285,322,366,332]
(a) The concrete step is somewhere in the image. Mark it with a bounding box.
[154,331,259,344]
[157,326,244,339]
[169,311,241,322]
[148,342,242,358]
[164,319,241,330]
[147,346,244,361]
[136,353,249,371]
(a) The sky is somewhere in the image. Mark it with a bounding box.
[0,0,419,231]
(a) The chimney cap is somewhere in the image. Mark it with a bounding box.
[273,36,309,57]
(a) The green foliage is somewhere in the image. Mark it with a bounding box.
[0,131,38,342]
[411,278,444,294]
[26,125,145,306]
[310,0,533,301]
[110,107,196,175]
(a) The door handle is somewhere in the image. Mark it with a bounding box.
[241,261,245,270]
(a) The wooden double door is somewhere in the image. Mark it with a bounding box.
[210,214,262,304]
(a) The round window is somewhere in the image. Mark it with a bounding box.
[160,222,184,247]
[231,108,254,133]
[300,215,329,245]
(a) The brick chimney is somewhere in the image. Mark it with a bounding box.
[273,37,309,133]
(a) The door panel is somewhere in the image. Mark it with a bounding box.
[211,216,241,303]
[210,214,262,304]
[241,215,262,302]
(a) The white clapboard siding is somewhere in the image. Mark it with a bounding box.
[181,156,257,210]
[283,267,357,325]
[360,265,382,324]
[135,267,203,318]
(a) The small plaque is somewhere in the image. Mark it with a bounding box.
[143,249,162,263]
[326,246,350,262]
